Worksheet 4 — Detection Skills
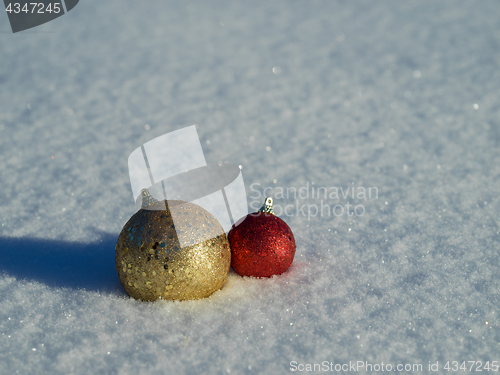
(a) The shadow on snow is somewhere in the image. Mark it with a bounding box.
[0,233,125,294]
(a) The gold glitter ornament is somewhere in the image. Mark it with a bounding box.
[115,189,231,301]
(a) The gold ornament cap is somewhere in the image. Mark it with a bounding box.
[259,197,275,214]
[141,188,159,208]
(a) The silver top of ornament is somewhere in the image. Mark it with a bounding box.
[141,188,159,208]
[259,197,275,215]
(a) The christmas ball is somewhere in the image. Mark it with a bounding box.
[115,189,231,301]
[228,197,296,278]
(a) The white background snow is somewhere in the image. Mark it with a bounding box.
[0,1,499,374]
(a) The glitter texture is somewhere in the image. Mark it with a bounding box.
[115,200,231,301]
[228,212,296,278]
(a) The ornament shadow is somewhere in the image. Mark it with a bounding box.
[0,234,125,294]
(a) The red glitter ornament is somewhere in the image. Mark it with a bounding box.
[228,197,296,277]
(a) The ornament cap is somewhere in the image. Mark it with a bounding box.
[259,197,275,215]
[141,188,159,208]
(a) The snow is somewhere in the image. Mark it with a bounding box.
[1,1,499,374]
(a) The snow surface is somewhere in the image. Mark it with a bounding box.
[1,1,500,374]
